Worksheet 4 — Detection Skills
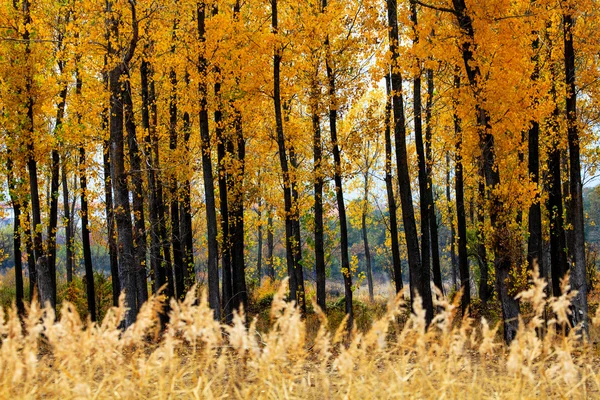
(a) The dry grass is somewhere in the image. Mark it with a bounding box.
[0,273,599,399]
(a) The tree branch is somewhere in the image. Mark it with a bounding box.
[413,0,456,15]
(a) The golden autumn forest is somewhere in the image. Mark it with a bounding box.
[1,0,600,397]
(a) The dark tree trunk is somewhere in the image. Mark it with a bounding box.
[563,12,588,330]
[547,45,569,297]
[312,100,327,311]
[123,80,148,309]
[7,156,25,316]
[446,152,458,291]
[102,46,120,307]
[62,161,73,283]
[79,147,96,321]
[168,67,185,301]
[454,75,470,314]
[362,177,373,301]
[323,0,352,325]
[197,2,221,319]
[230,112,247,311]
[48,147,60,308]
[107,0,140,327]
[141,57,164,297]
[272,0,305,312]
[103,143,120,307]
[21,0,52,308]
[257,198,263,284]
[410,3,433,303]
[387,0,432,324]
[527,34,543,277]
[384,75,403,293]
[215,77,233,319]
[23,208,36,301]
[425,68,443,294]
[181,76,195,289]
[451,0,518,343]
[48,69,67,308]
[109,64,138,326]
[477,177,489,303]
[267,207,275,279]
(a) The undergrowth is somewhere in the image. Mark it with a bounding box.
[0,272,599,398]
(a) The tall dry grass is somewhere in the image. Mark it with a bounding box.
[0,272,599,399]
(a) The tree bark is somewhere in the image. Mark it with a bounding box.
[445,152,458,291]
[384,75,403,293]
[257,198,263,284]
[272,0,305,312]
[62,161,73,283]
[7,155,25,316]
[451,0,518,343]
[410,3,434,303]
[79,147,96,321]
[387,0,433,324]
[168,65,185,301]
[215,74,233,319]
[527,34,543,278]
[362,173,374,301]
[123,79,148,309]
[312,96,327,311]
[323,0,352,326]
[230,111,248,312]
[107,0,139,327]
[425,68,443,294]
[563,11,588,331]
[453,74,470,314]
[267,207,275,279]
[181,74,195,289]
[197,2,221,320]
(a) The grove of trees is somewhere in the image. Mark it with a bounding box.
[1,0,599,343]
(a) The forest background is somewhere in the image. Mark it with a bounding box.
[0,0,600,348]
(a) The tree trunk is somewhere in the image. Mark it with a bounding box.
[215,76,233,319]
[141,57,164,297]
[527,34,543,278]
[362,174,373,301]
[425,68,443,294]
[7,156,25,316]
[62,161,73,283]
[197,2,221,320]
[22,0,53,309]
[451,0,518,343]
[168,67,185,301]
[323,0,352,326]
[387,0,432,324]
[123,79,148,309]
[453,74,470,314]
[446,152,458,291]
[312,97,327,311]
[563,11,588,331]
[411,3,433,305]
[230,112,248,311]
[477,177,489,303]
[384,75,403,293]
[181,75,195,289]
[79,147,96,321]
[267,207,275,279]
[272,0,305,312]
[48,70,68,307]
[23,208,36,301]
[546,38,569,297]
[109,63,138,326]
[257,198,263,285]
